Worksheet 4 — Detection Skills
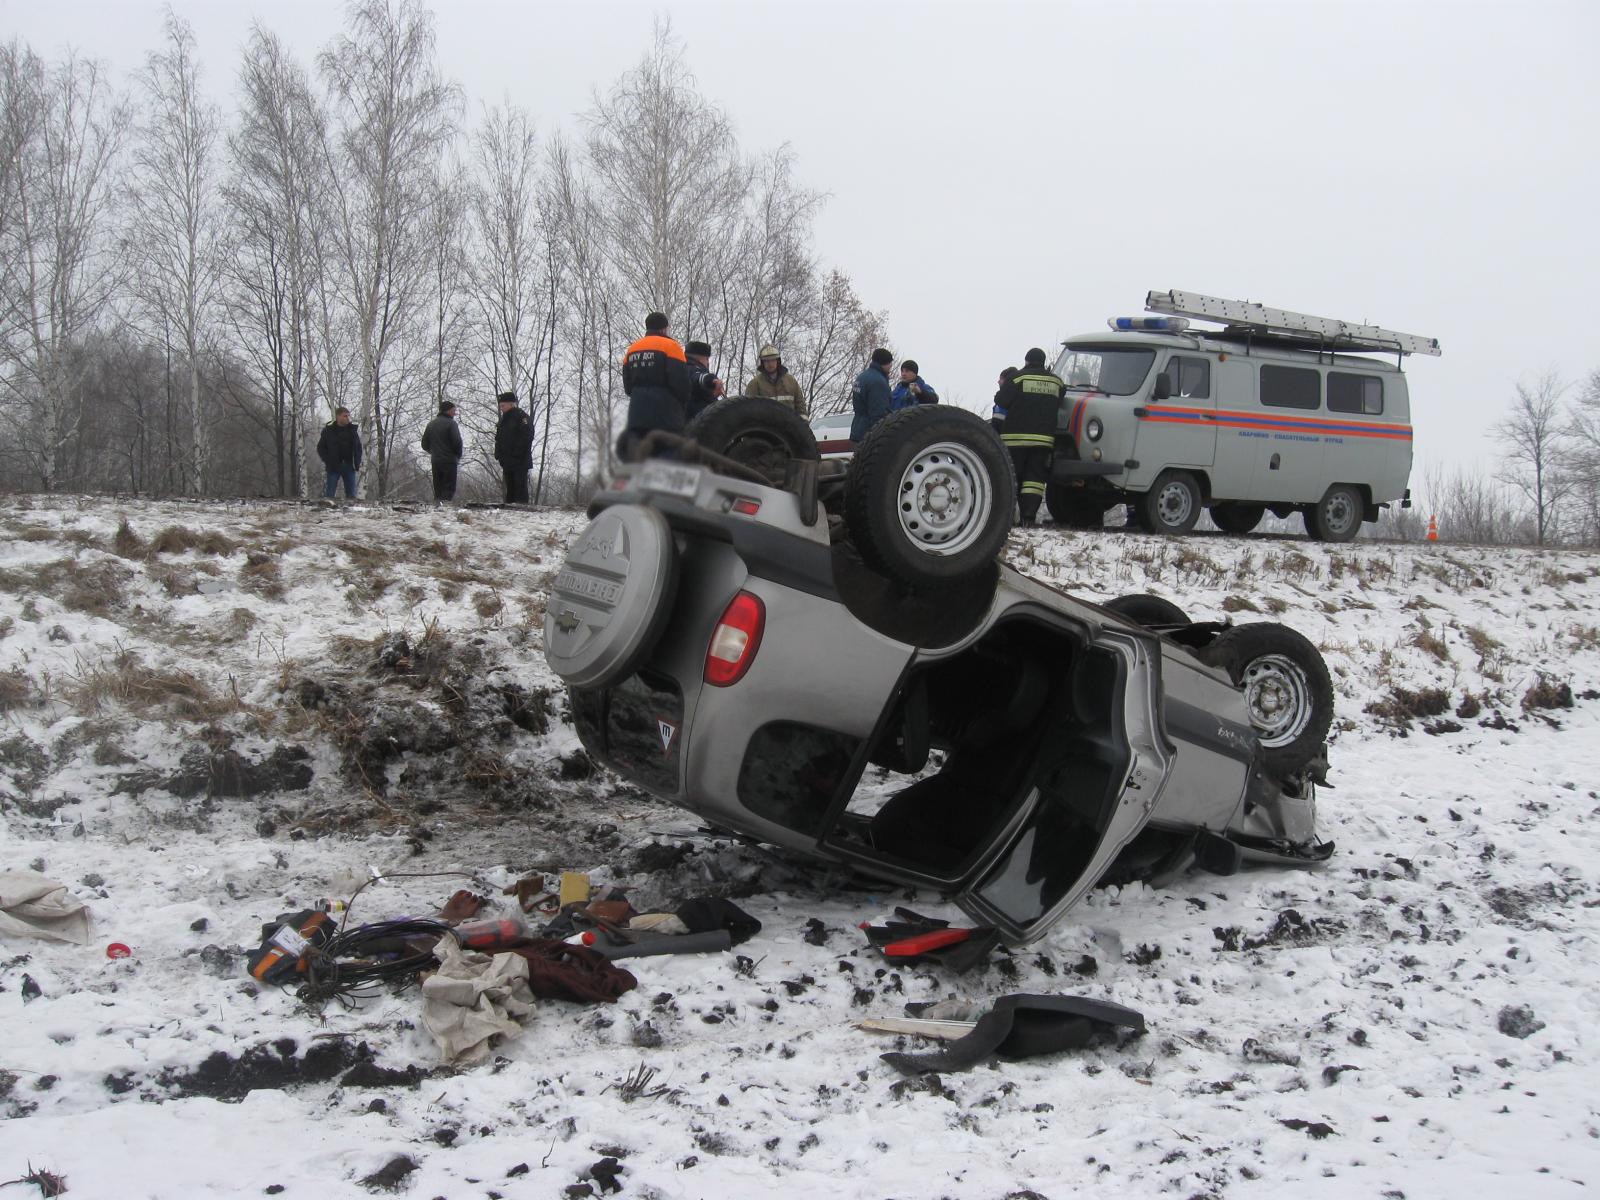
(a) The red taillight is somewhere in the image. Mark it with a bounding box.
[704,590,765,687]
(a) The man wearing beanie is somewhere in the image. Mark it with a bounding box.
[618,311,692,460]
[683,340,725,422]
[494,391,534,504]
[849,347,895,443]
[421,400,464,503]
[997,348,1065,523]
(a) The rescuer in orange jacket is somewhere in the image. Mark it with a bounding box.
[617,311,693,460]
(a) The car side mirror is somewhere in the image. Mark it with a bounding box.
[1152,372,1173,401]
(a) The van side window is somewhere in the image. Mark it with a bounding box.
[1328,372,1383,415]
[1167,356,1210,399]
[1260,365,1320,410]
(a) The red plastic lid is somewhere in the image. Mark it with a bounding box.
[106,943,132,959]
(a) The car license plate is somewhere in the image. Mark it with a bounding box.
[636,461,702,498]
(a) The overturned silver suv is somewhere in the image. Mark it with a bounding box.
[545,400,1335,945]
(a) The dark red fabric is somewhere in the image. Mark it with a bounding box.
[504,938,637,1003]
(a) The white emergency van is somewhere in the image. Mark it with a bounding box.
[1046,290,1439,541]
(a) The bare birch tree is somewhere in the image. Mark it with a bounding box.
[1493,369,1573,546]
[0,48,128,491]
[129,9,221,493]
[318,0,460,497]
[224,25,335,497]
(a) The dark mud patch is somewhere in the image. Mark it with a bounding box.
[152,1037,414,1101]
[1215,908,1346,952]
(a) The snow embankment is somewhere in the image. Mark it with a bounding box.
[0,495,1596,1200]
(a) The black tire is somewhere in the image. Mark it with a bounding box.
[843,405,1014,586]
[1210,502,1265,536]
[1045,483,1107,529]
[1201,622,1334,777]
[685,396,818,486]
[1135,470,1202,535]
[1104,593,1190,628]
[1307,483,1363,543]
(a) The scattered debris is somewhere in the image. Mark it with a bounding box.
[880,993,1145,1075]
[359,1155,418,1193]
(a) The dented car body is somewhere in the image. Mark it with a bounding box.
[546,456,1334,946]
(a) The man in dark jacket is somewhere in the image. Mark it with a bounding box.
[849,348,895,443]
[997,348,1065,522]
[421,401,463,503]
[992,366,1018,433]
[684,340,725,423]
[617,311,692,460]
[495,391,534,504]
[889,359,939,411]
[317,406,362,499]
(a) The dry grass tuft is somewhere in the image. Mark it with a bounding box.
[1411,629,1451,664]
[146,525,237,557]
[60,650,221,720]
[112,518,144,558]
[1366,685,1452,727]
[1221,595,1260,613]
[0,667,36,713]
[472,588,504,619]
[240,551,284,599]
[1522,674,1573,713]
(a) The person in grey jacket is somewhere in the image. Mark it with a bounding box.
[420,401,463,502]
[849,348,895,443]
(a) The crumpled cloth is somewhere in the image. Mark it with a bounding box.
[0,870,91,944]
[503,938,637,1003]
[421,935,535,1063]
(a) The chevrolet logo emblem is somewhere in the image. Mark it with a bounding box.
[555,608,580,633]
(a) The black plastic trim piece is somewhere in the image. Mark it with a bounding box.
[1163,696,1258,765]
[1050,461,1121,479]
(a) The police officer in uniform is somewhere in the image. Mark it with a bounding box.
[617,311,692,460]
[997,348,1065,523]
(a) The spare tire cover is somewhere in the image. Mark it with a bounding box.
[543,505,676,689]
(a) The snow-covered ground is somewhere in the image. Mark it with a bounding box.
[1,494,1597,1200]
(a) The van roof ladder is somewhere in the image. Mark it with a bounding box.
[1145,289,1441,358]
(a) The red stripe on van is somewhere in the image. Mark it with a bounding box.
[1139,406,1412,440]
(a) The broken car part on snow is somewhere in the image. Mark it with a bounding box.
[545,402,1338,946]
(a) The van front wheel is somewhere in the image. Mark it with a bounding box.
[1135,470,1202,535]
[1308,484,1363,543]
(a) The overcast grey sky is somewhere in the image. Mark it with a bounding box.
[6,0,1597,475]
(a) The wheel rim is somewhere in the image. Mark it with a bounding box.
[1239,653,1313,746]
[1322,491,1357,536]
[896,440,993,555]
[1155,479,1194,528]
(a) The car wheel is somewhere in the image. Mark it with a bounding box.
[686,397,819,486]
[1202,622,1334,777]
[1135,470,1202,535]
[1210,501,1265,536]
[1308,483,1363,543]
[844,405,1014,586]
[543,505,678,690]
[1045,483,1106,529]
[1103,593,1190,627]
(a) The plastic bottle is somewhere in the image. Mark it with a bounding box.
[453,909,529,952]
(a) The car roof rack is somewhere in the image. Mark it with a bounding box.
[1145,289,1441,358]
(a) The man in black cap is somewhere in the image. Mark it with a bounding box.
[683,340,725,422]
[494,391,534,504]
[997,348,1065,523]
[849,348,895,443]
[618,311,692,460]
[421,400,463,503]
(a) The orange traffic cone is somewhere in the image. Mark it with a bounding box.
[1426,514,1438,542]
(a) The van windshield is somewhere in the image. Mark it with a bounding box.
[1052,346,1156,395]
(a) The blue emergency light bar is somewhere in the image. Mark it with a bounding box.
[1108,316,1190,333]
